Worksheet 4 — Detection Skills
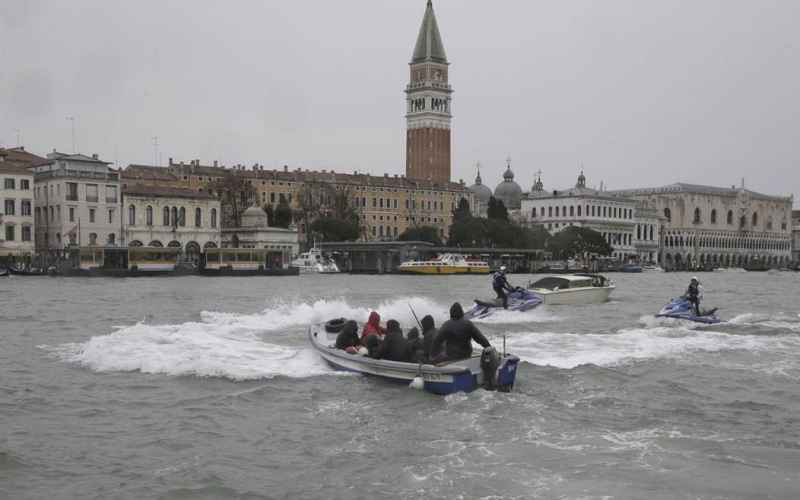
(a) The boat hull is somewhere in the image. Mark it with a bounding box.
[530,286,614,305]
[308,325,519,395]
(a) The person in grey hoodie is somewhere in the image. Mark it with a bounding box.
[431,303,491,362]
[420,315,438,361]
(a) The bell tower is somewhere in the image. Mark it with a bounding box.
[405,0,452,183]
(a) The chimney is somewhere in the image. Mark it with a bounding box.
[213,160,218,167]
[169,157,173,166]
[384,173,389,178]
[283,165,288,172]
[354,170,358,175]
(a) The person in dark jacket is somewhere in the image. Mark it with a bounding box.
[404,327,424,363]
[364,334,381,358]
[420,315,438,361]
[684,276,704,315]
[375,319,408,361]
[334,320,359,352]
[492,266,514,309]
[431,303,491,362]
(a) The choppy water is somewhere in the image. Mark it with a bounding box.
[2,272,800,499]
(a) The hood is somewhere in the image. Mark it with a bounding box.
[449,302,464,320]
[367,311,380,326]
[342,320,358,336]
[407,327,420,340]
[421,314,435,331]
[386,319,400,334]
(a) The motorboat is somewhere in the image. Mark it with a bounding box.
[656,298,721,324]
[291,247,340,274]
[0,268,8,277]
[308,321,520,395]
[642,264,663,272]
[398,253,490,275]
[621,263,643,273]
[527,274,615,305]
[713,267,747,273]
[464,288,542,320]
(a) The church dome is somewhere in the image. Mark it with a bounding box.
[494,164,522,210]
[468,167,492,205]
[241,205,268,228]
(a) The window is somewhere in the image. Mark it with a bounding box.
[50,207,54,221]
[570,206,574,216]
[171,207,178,226]
[727,210,733,225]
[4,199,15,215]
[548,206,552,217]
[531,207,537,218]
[4,178,15,189]
[106,185,118,203]
[146,206,153,226]
[107,233,115,245]
[195,208,202,227]
[22,226,31,241]
[664,208,671,222]
[163,207,170,226]
[21,200,31,216]
[693,208,701,224]
[128,205,136,226]
[21,179,30,190]
[89,233,97,245]
[711,209,717,224]
[752,212,758,228]
[66,182,78,201]
[108,209,114,224]
[577,205,581,216]
[379,198,383,208]
[89,208,96,223]
[555,206,559,217]
[179,207,186,227]
[5,225,15,241]
[211,208,217,228]
[270,192,276,203]
[86,184,99,203]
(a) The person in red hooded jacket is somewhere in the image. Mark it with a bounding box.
[361,311,385,342]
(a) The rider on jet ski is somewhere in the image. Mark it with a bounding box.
[684,276,704,315]
[492,266,515,309]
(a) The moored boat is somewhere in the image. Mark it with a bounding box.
[308,322,520,395]
[291,247,340,274]
[527,274,614,305]
[621,263,643,273]
[398,253,490,274]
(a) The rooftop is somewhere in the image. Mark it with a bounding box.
[610,182,792,202]
[123,184,215,200]
[411,0,448,64]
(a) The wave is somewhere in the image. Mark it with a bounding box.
[506,326,800,369]
[472,307,560,325]
[39,320,334,381]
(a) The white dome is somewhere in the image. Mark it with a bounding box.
[241,205,268,228]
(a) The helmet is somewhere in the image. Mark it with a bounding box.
[691,276,699,282]
[500,265,507,272]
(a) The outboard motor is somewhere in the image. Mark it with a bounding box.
[480,346,502,390]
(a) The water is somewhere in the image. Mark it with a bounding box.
[2,272,800,499]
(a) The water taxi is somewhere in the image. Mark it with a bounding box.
[291,247,340,274]
[398,253,490,274]
[527,274,615,305]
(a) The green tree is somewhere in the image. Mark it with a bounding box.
[452,197,471,223]
[273,194,293,228]
[547,226,612,260]
[311,216,360,242]
[264,204,274,226]
[399,225,443,246]
[448,216,488,247]
[207,171,257,227]
[487,196,508,222]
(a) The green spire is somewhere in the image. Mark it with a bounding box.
[411,0,448,64]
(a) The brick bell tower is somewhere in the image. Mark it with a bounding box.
[405,0,452,183]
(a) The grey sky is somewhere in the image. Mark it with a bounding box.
[1,0,798,204]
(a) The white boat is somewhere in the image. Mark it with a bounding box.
[291,247,340,274]
[527,274,615,305]
[642,264,664,272]
[398,253,490,274]
[713,267,747,273]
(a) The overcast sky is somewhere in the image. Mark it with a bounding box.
[1,0,798,204]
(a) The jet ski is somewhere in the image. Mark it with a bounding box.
[656,297,721,324]
[464,288,542,320]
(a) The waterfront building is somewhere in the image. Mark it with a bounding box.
[611,183,793,270]
[0,151,35,259]
[164,160,473,245]
[32,151,121,250]
[521,172,642,261]
[792,209,800,265]
[221,205,299,264]
[405,0,452,184]
[121,183,221,264]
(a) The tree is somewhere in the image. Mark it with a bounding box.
[448,216,488,247]
[311,216,360,242]
[547,226,612,260]
[452,197,471,223]
[273,194,293,228]
[487,196,508,222]
[264,204,274,227]
[399,225,443,246]
[207,171,256,227]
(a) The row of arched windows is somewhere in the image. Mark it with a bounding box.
[664,232,790,251]
[532,204,634,220]
[665,207,783,231]
[128,205,217,229]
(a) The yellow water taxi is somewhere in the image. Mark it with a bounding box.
[398,253,490,274]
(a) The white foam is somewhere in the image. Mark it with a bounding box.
[506,326,797,369]
[472,307,560,325]
[40,320,334,381]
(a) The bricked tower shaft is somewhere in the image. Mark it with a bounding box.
[405,0,452,183]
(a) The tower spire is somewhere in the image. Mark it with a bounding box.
[412,1,448,64]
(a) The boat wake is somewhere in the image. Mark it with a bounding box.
[506,325,800,370]
[39,320,335,381]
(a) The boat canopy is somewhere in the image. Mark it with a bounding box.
[529,274,600,290]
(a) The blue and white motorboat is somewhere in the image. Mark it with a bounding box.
[463,288,543,320]
[308,322,520,395]
[656,298,721,324]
